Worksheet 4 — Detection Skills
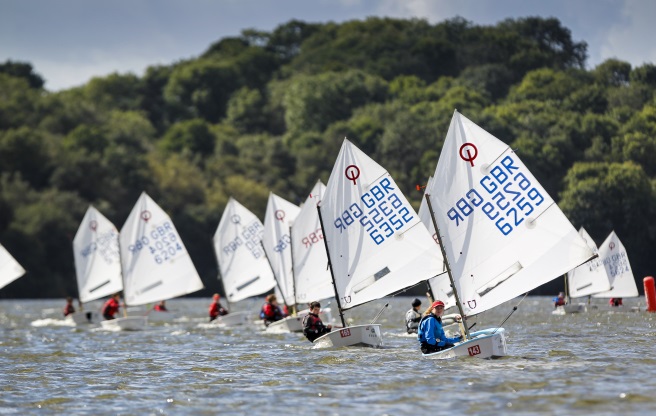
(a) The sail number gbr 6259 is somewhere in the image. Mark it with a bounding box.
[447,155,546,236]
[333,177,414,245]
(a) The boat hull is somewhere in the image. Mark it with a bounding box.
[266,316,304,333]
[553,304,586,315]
[312,324,383,349]
[100,316,148,331]
[215,311,251,327]
[67,311,100,325]
[422,328,507,360]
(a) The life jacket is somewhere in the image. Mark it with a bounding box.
[154,305,167,312]
[260,302,282,320]
[303,313,328,341]
[102,298,119,319]
[209,301,220,318]
[63,304,75,316]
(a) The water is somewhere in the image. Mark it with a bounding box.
[1,296,655,415]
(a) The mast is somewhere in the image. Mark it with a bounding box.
[316,205,347,328]
[288,224,297,316]
[564,274,570,305]
[425,194,471,339]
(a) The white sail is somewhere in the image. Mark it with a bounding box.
[0,243,25,290]
[262,192,301,306]
[72,206,123,303]
[427,111,594,316]
[213,197,276,302]
[593,231,639,298]
[319,139,446,311]
[566,227,611,298]
[291,181,334,304]
[120,192,204,306]
[417,176,454,309]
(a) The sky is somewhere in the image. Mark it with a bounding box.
[1,0,655,91]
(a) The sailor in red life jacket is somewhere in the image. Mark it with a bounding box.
[554,292,566,308]
[302,301,332,342]
[208,293,229,322]
[102,293,122,320]
[260,294,285,326]
[63,296,76,317]
[609,298,623,307]
[153,300,168,312]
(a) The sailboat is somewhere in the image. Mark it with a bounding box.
[422,110,595,359]
[0,243,25,291]
[213,197,277,326]
[261,192,303,333]
[555,227,611,314]
[70,206,123,325]
[102,192,205,330]
[314,139,447,348]
[592,231,639,305]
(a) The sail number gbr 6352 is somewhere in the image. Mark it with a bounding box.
[333,177,414,245]
[447,155,546,236]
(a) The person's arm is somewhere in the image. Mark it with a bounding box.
[435,322,461,346]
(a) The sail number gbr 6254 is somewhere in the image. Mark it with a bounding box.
[333,177,414,245]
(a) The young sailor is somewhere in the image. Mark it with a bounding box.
[302,301,332,342]
[260,294,284,326]
[63,296,76,317]
[554,292,566,308]
[101,293,122,320]
[417,300,462,354]
[405,298,422,334]
[208,293,229,322]
[153,300,168,312]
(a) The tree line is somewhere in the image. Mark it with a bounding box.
[1,16,655,299]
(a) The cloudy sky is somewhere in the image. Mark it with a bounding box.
[1,0,655,91]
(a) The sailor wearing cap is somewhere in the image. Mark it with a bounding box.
[417,300,462,354]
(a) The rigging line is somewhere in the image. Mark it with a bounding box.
[491,291,530,335]
[370,303,389,324]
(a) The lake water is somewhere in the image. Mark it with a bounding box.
[0,296,654,415]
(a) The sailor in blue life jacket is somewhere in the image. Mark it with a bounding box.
[405,298,422,334]
[418,300,462,354]
[553,292,566,308]
[302,301,332,342]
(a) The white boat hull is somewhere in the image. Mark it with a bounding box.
[67,311,100,325]
[265,309,334,333]
[266,316,304,333]
[552,303,586,315]
[100,316,148,331]
[422,328,507,360]
[216,311,251,327]
[312,324,383,349]
[147,311,177,323]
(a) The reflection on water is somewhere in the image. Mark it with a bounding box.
[1,296,655,415]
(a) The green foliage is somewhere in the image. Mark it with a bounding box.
[0,60,44,89]
[2,16,656,297]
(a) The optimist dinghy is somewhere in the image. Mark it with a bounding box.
[313,139,447,349]
[421,111,595,359]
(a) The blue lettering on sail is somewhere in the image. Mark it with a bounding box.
[446,155,546,236]
[332,177,414,245]
[127,221,184,264]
